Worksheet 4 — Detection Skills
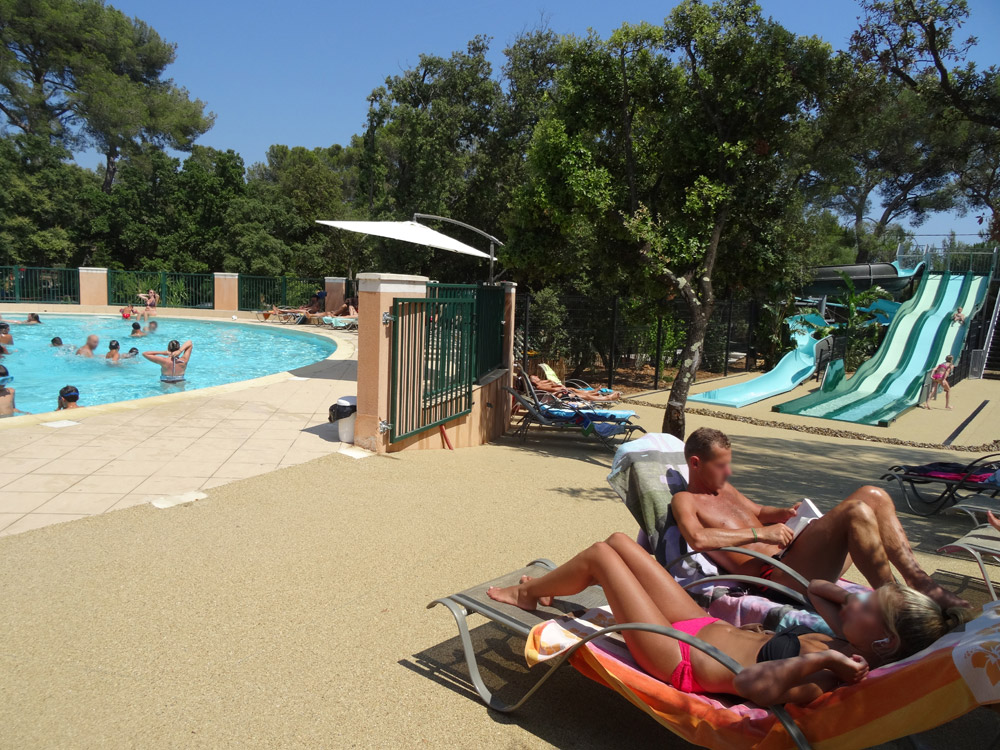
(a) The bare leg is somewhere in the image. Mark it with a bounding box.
[488,538,703,681]
[941,379,952,409]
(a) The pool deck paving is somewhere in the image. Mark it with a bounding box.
[0,326,358,538]
[1,396,999,748]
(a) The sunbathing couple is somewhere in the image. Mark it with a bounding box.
[490,428,971,705]
[522,366,621,402]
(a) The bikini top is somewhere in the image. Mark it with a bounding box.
[756,625,815,663]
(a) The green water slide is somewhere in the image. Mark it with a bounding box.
[773,272,990,426]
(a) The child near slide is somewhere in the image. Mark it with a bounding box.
[923,355,954,410]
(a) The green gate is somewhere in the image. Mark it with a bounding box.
[389,296,474,442]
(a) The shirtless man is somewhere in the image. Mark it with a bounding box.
[58,385,81,410]
[143,339,192,383]
[0,322,11,345]
[671,427,968,609]
[76,335,99,357]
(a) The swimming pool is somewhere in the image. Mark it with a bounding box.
[0,315,337,416]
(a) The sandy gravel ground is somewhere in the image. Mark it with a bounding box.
[2,405,998,748]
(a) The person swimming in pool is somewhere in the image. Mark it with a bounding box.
[147,320,158,334]
[76,334,99,358]
[122,347,140,359]
[130,322,147,337]
[7,313,41,325]
[0,322,11,345]
[0,364,28,417]
[57,385,81,410]
[106,340,121,362]
[51,337,63,347]
[143,339,192,383]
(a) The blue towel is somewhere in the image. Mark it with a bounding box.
[540,406,636,421]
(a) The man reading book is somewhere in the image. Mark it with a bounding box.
[671,427,968,609]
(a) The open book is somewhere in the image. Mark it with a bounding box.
[784,498,823,543]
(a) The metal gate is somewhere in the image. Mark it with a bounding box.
[389,296,474,442]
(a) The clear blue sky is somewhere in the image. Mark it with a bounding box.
[105,0,1000,241]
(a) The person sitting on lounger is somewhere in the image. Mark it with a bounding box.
[330,297,359,317]
[488,532,969,703]
[143,339,192,383]
[529,374,621,402]
[670,428,969,609]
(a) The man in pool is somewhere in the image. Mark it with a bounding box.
[106,340,121,362]
[76,335,99,357]
[57,385,81,410]
[0,364,28,417]
[670,427,969,610]
[51,337,63,347]
[130,322,147,337]
[143,339,192,383]
[0,322,11,345]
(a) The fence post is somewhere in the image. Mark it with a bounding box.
[654,315,663,390]
[608,295,619,389]
[78,267,109,307]
[354,273,428,454]
[746,300,757,372]
[724,297,734,377]
[213,273,238,312]
[325,276,346,313]
[13,268,21,303]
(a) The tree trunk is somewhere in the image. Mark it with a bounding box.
[661,309,708,438]
[854,213,870,264]
[102,150,119,194]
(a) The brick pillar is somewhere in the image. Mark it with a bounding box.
[79,267,108,306]
[214,273,238,312]
[354,273,428,453]
[325,276,346,313]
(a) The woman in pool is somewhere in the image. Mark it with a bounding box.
[7,313,41,325]
[487,533,969,705]
[143,339,192,383]
[105,340,121,362]
[922,355,954,410]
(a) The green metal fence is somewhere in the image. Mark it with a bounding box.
[389,296,474,443]
[0,266,79,304]
[238,276,325,311]
[107,270,214,308]
[428,283,505,381]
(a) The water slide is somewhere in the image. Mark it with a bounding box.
[802,261,923,297]
[689,314,829,408]
[773,272,990,426]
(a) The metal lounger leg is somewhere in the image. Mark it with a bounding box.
[949,544,999,601]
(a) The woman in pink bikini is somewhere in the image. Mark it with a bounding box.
[488,533,967,704]
[923,354,954,410]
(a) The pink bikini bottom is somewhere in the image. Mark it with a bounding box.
[669,616,721,693]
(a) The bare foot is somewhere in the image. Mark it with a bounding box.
[988,511,1000,533]
[487,582,539,610]
[946,406,953,410]
[921,404,929,409]
[518,575,552,607]
[913,578,970,610]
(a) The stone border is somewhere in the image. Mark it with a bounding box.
[0,313,356,431]
[626,399,1000,453]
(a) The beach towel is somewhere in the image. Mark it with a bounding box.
[525,602,1000,750]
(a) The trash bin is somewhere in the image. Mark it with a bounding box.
[331,396,357,443]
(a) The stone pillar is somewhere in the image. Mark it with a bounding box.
[79,267,108,307]
[214,273,238,312]
[354,273,429,453]
[325,276,346,313]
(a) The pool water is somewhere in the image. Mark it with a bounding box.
[0,315,337,416]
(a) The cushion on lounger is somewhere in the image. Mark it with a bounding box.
[526,602,1000,750]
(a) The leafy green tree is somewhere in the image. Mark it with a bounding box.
[0,0,213,191]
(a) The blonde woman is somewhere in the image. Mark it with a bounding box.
[489,533,969,704]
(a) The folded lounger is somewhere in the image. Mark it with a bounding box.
[881,454,1000,517]
[322,316,358,331]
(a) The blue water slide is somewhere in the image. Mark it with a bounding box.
[688,313,828,408]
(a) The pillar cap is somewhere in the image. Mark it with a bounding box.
[358,273,429,294]
[325,276,347,283]
[213,272,238,279]
[79,267,108,274]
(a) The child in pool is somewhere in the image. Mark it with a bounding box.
[0,365,28,417]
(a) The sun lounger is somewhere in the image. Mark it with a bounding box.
[539,363,617,396]
[881,454,1000,517]
[322,316,358,331]
[503,386,644,451]
[939,525,1000,600]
